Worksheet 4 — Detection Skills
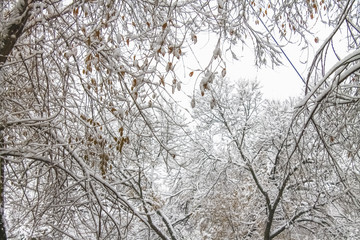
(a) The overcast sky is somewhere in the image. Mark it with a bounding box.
[178,33,307,102]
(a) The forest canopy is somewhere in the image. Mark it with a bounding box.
[0,0,359,239]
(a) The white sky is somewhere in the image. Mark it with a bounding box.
[178,34,308,102]
[225,45,306,100]
[177,20,341,103]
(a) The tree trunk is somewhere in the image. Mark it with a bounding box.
[0,126,6,240]
[263,208,274,240]
[0,1,31,239]
[0,0,30,68]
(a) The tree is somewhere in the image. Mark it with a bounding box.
[293,0,360,237]
[1,0,359,239]
[188,76,360,239]
[186,1,360,237]
[0,0,196,238]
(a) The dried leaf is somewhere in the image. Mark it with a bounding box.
[73,8,79,17]
[191,98,196,108]
[191,34,197,44]
[221,68,226,77]
[166,62,172,72]
[160,76,165,86]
